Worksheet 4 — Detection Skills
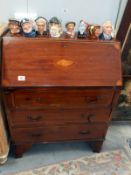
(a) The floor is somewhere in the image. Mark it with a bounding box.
[0,122,131,175]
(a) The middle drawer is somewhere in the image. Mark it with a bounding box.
[8,108,111,127]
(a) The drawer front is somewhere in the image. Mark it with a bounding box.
[5,88,114,109]
[11,124,108,143]
[8,108,111,127]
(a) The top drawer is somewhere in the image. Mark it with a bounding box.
[5,88,114,109]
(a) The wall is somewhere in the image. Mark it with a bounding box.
[0,0,128,32]
[115,0,128,33]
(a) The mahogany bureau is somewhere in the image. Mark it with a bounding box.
[1,33,122,157]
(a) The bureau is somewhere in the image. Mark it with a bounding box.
[1,33,122,157]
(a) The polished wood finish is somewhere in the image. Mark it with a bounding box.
[2,33,122,157]
[14,144,32,158]
[2,36,121,87]
[11,124,108,143]
[89,141,104,153]
[8,108,111,127]
[5,88,114,109]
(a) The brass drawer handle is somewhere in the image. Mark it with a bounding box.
[25,97,43,102]
[81,114,95,122]
[85,96,98,103]
[84,95,104,104]
[35,97,43,102]
[27,115,42,121]
[25,97,31,101]
[79,131,90,135]
[30,133,42,137]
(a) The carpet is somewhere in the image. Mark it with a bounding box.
[125,138,131,155]
[127,138,131,149]
[11,149,131,175]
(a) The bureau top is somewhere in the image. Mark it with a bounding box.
[2,34,122,87]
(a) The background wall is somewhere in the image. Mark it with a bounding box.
[0,0,128,33]
[115,0,128,33]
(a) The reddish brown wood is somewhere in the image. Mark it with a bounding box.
[109,88,121,120]
[14,144,32,158]
[5,88,114,109]
[8,108,111,127]
[11,124,108,143]
[2,35,122,87]
[111,88,121,111]
[89,141,104,153]
[1,34,122,157]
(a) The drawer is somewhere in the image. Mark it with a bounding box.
[8,108,111,127]
[11,124,108,143]
[5,88,114,109]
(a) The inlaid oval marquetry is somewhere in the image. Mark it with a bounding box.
[57,59,74,67]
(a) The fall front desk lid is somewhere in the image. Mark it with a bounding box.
[2,36,122,87]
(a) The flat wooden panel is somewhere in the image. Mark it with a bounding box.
[8,108,111,127]
[5,88,114,109]
[2,36,122,87]
[11,124,108,143]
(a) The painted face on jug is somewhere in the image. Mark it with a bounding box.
[22,22,33,34]
[35,17,47,35]
[50,23,61,37]
[8,21,20,34]
[79,20,87,34]
[66,23,75,33]
[65,22,76,38]
[103,22,113,36]
[49,17,62,37]
[37,22,45,33]
[94,26,101,37]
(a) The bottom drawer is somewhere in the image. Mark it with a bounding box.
[11,124,108,143]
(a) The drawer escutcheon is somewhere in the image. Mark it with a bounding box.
[27,115,43,121]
